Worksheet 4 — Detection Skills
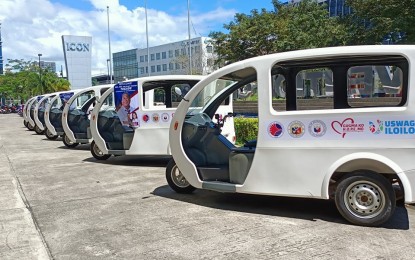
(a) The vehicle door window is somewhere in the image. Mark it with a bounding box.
[296,68,334,110]
[347,65,403,107]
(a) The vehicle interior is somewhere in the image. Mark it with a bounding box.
[38,96,54,127]
[49,96,66,134]
[97,80,199,151]
[29,98,41,125]
[182,68,257,185]
[182,55,408,186]
[67,88,109,140]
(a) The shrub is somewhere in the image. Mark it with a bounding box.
[234,117,258,145]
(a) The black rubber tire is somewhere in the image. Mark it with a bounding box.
[62,133,79,148]
[90,140,111,160]
[23,120,27,127]
[335,171,396,226]
[27,122,35,131]
[45,128,58,140]
[34,125,45,135]
[165,159,196,194]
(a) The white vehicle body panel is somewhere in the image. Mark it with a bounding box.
[45,90,80,136]
[34,93,58,131]
[62,85,112,143]
[23,97,35,122]
[26,96,41,128]
[170,45,415,203]
[91,75,222,156]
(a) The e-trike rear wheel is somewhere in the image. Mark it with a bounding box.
[45,128,58,140]
[335,171,396,226]
[62,133,79,148]
[90,140,111,160]
[166,159,196,194]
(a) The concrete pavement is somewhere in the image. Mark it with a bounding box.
[1,113,415,259]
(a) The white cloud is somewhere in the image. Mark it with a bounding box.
[0,0,235,76]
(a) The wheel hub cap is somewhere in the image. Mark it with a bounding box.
[345,182,385,218]
[172,165,190,188]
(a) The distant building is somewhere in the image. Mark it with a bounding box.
[113,36,216,83]
[62,35,92,89]
[92,74,113,85]
[289,0,352,17]
[35,61,57,73]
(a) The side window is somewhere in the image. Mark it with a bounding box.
[296,68,334,110]
[100,88,109,95]
[171,84,191,108]
[76,91,94,108]
[347,65,403,107]
[51,98,60,109]
[234,82,257,101]
[102,92,114,108]
[153,87,166,106]
[271,74,287,112]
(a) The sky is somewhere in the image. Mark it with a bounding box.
[0,0,282,76]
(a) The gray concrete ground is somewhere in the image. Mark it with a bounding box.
[1,113,415,260]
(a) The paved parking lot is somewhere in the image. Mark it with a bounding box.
[1,113,415,259]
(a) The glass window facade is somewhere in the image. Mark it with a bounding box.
[113,49,138,82]
[113,37,214,79]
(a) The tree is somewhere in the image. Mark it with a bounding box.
[0,59,70,101]
[209,8,281,65]
[209,0,348,66]
[274,0,348,50]
[345,0,415,44]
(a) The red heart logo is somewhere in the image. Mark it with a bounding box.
[331,118,354,138]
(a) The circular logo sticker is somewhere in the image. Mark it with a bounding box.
[142,114,149,123]
[268,122,284,138]
[152,113,160,122]
[308,120,327,137]
[369,120,383,134]
[161,113,170,122]
[288,121,305,138]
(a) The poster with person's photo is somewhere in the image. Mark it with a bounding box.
[114,81,140,127]
[59,92,75,110]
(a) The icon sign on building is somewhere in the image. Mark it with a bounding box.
[62,35,92,89]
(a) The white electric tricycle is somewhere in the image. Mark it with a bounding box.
[25,95,43,132]
[23,96,36,129]
[61,85,112,148]
[33,92,60,135]
[89,75,235,160]
[44,90,79,140]
[168,45,415,226]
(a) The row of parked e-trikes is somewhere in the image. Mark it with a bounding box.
[21,45,415,227]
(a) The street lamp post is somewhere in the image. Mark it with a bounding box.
[107,6,113,84]
[106,59,110,83]
[38,53,42,94]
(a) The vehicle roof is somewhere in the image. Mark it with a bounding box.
[124,74,205,83]
[205,45,415,81]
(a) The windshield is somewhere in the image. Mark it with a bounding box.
[187,79,236,115]
[74,91,94,109]
[100,92,115,111]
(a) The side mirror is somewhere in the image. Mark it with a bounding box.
[174,87,182,97]
[174,87,189,102]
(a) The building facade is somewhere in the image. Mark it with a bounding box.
[35,61,57,73]
[113,37,215,83]
[62,35,92,89]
